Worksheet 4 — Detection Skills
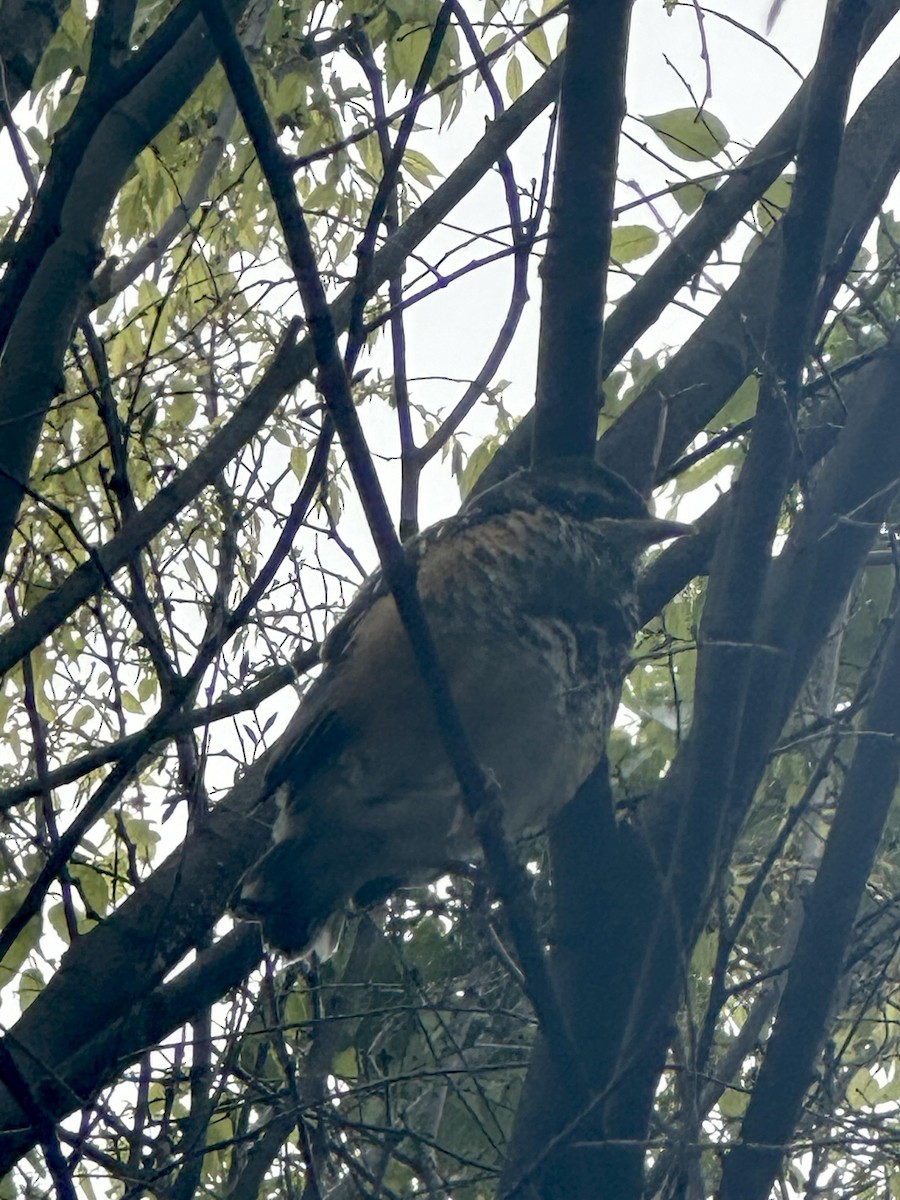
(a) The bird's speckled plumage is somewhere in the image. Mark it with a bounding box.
[230,460,689,959]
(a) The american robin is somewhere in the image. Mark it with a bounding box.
[230,459,690,958]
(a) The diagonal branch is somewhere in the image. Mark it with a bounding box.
[669,0,869,928]
[719,598,900,1200]
[199,0,585,1096]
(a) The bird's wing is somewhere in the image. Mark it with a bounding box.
[266,707,352,794]
[266,468,603,801]
[322,467,564,664]
[261,524,458,800]
[321,507,488,664]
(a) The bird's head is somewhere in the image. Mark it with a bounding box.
[469,457,693,550]
[230,838,345,962]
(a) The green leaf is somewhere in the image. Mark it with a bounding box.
[876,211,900,268]
[273,73,307,120]
[357,133,384,182]
[506,54,523,101]
[611,224,659,263]
[402,148,442,186]
[137,277,164,310]
[70,863,110,916]
[283,986,311,1028]
[205,1109,234,1147]
[118,814,161,856]
[384,1161,416,1194]
[48,901,70,940]
[47,90,79,137]
[524,11,551,63]
[846,1065,878,1107]
[0,889,41,989]
[33,0,90,88]
[334,230,356,265]
[169,390,197,427]
[24,127,51,166]
[710,375,759,429]
[875,1068,900,1103]
[390,23,431,91]
[756,173,793,234]
[672,443,743,495]
[332,1046,359,1079]
[644,107,729,162]
[404,914,460,979]
[290,445,308,480]
[718,1087,749,1118]
[672,179,714,215]
[304,179,340,211]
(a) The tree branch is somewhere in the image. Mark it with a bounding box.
[531,0,634,462]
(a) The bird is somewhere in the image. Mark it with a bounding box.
[230,458,690,959]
